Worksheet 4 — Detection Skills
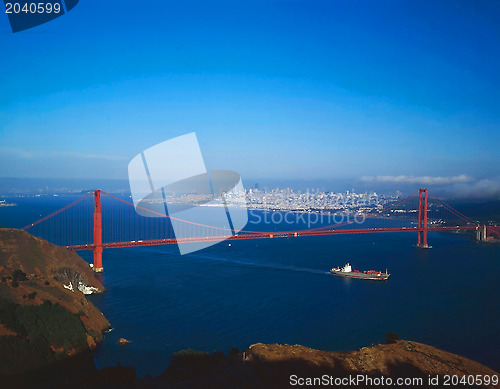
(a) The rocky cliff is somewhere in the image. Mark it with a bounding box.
[0,228,110,376]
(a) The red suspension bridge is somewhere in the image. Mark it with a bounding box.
[21,188,499,272]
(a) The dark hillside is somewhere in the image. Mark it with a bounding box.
[0,228,110,376]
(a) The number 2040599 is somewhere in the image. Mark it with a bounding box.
[5,2,61,14]
[443,374,498,386]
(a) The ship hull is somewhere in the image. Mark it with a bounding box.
[330,270,389,281]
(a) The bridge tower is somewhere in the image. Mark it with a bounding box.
[476,225,489,242]
[93,190,104,272]
[416,188,431,248]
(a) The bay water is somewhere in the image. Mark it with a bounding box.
[1,196,499,376]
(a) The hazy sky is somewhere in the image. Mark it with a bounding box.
[1,1,499,195]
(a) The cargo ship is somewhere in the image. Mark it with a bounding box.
[330,263,390,281]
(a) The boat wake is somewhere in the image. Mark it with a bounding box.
[190,253,329,276]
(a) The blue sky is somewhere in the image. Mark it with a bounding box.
[1,1,499,195]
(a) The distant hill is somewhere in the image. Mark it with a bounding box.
[0,228,110,376]
[0,177,129,195]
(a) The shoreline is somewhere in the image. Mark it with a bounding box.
[3,338,499,388]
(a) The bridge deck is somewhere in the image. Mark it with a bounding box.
[66,225,478,251]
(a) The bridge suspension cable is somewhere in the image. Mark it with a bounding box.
[18,188,483,272]
[428,195,477,225]
[21,191,93,231]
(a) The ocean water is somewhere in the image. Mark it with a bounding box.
[1,196,499,377]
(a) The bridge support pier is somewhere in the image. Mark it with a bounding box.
[93,190,104,272]
[476,225,488,242]
[416,188,432,249]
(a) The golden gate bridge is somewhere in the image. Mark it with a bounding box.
[21,188,499,272]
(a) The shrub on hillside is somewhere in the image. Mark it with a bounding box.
[12,269,28,282]
[385,332,400,344]
[0,298,88,352]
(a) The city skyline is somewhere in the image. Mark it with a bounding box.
[1,1,499,198]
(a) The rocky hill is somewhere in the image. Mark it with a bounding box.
[0,228,110,376]
[155,340,499,388]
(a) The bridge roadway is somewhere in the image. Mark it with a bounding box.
[66,225,478,252]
